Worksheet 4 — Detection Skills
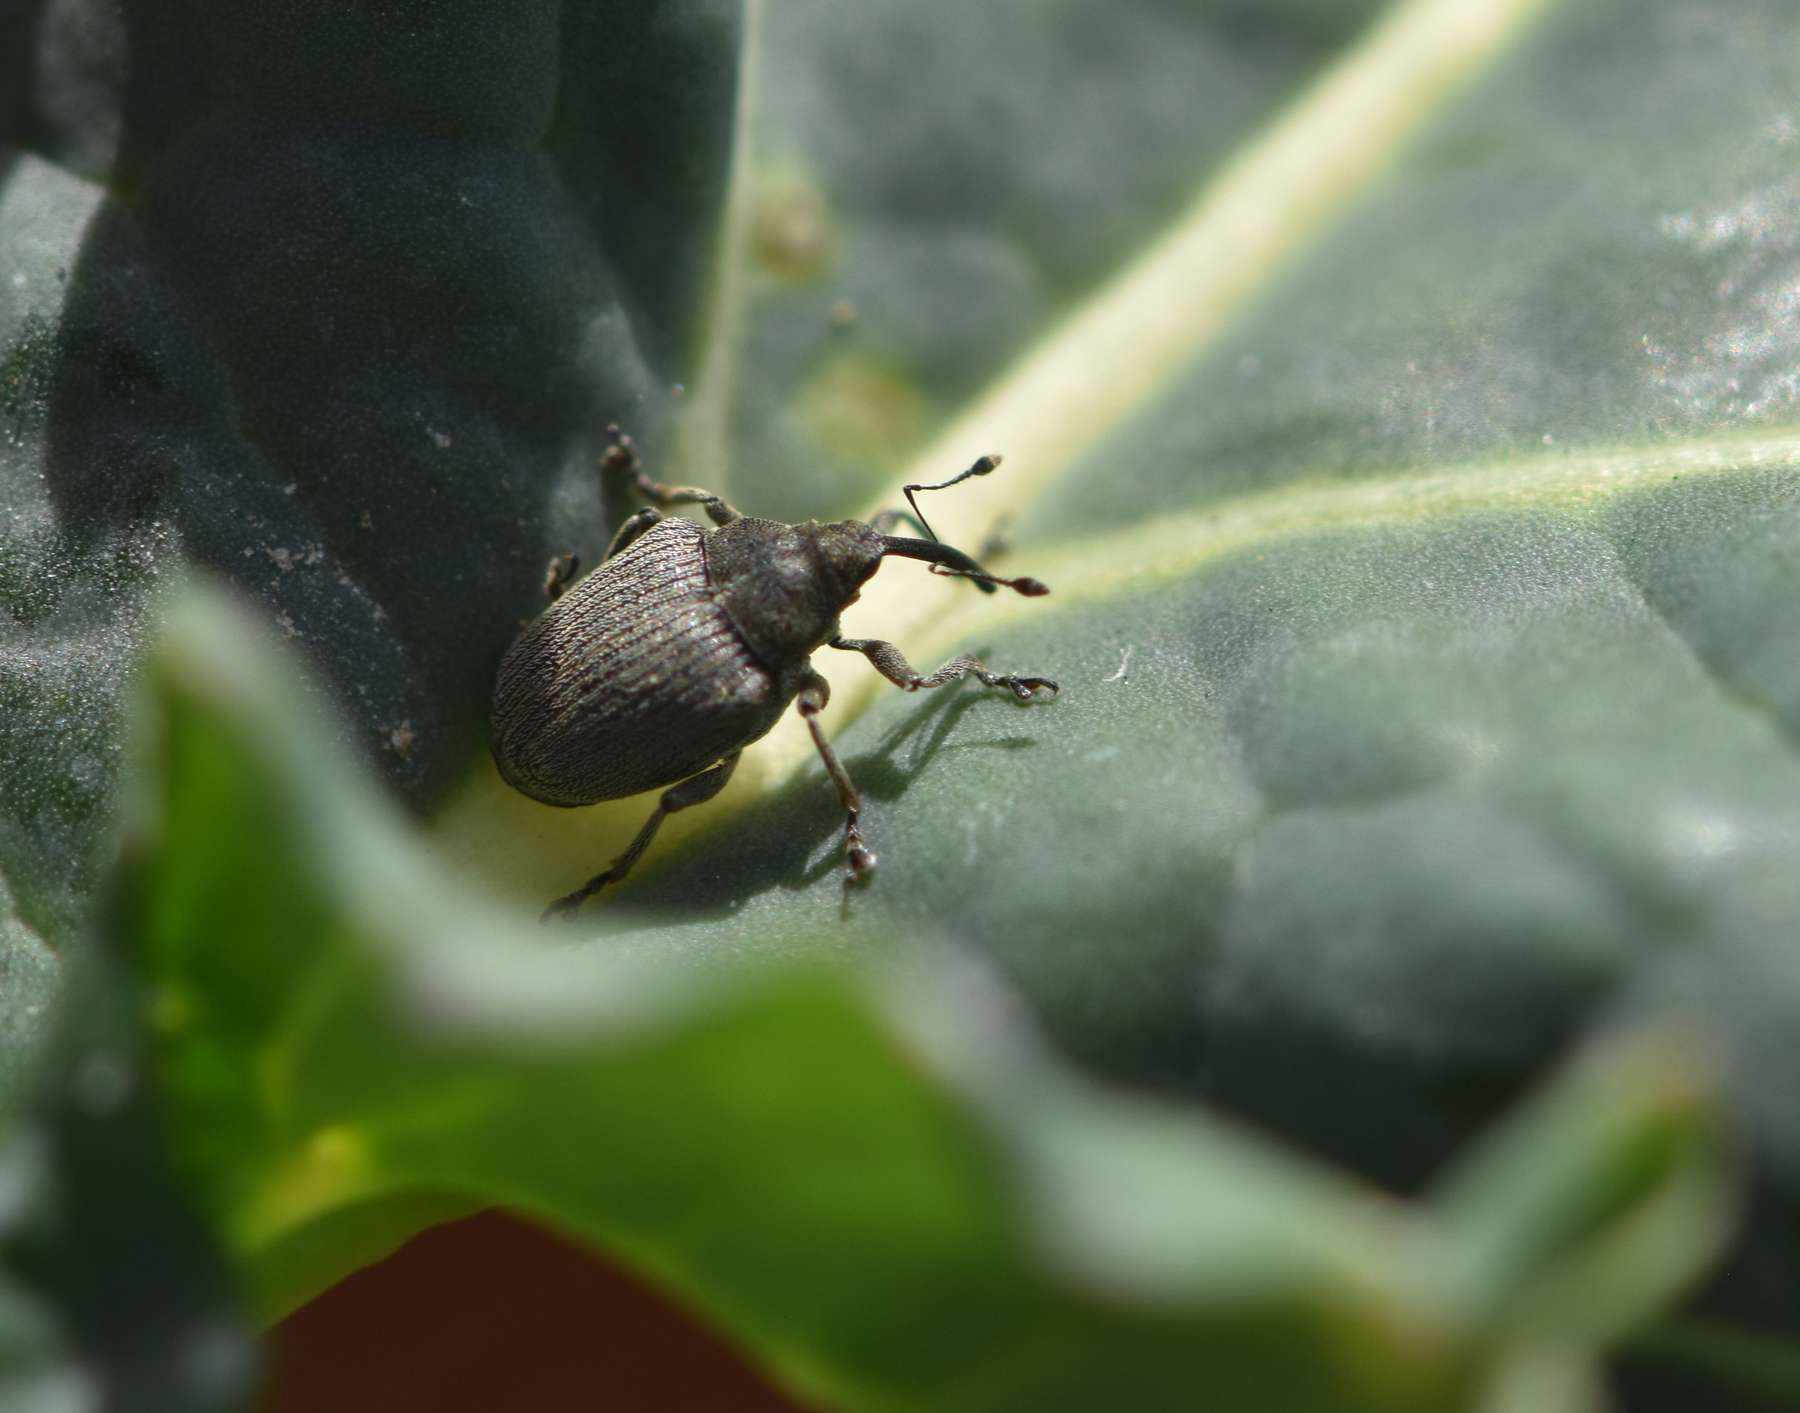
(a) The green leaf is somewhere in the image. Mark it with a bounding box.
[0,943,258,1412]
[11,0,1800,1403]
[1430,1031,1733,1344]
[0,1,742,1002]
[442,0,1800,1363]
[703,0,1391,516]
[126,585,1732,1412]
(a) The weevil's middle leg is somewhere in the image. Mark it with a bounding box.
[542,752,740,923]
[544,505,661,603]
[829,635,1058,701]
[603,423,741,527]
[796,671,876,882]
[604,506,663,560]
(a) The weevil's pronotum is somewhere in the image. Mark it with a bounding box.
[490,427,1058,920]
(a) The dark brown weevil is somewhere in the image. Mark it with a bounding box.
[490,427,1058,920]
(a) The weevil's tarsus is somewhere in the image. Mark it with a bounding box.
[796,671,876,882]
[830,634,1059,701]
[541,752,741,923]
[901,452,1002,543]
[603,423,741,527]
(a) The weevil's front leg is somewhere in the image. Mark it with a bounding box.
[603,424,741,527]
[829,635,1058,701]
[542,753,740,923]
[796,671,876,881]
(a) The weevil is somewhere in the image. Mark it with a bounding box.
[490,427,1058,920]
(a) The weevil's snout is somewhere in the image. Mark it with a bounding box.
[880,535,1052,597]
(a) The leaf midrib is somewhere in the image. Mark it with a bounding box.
[744,0,1564,778]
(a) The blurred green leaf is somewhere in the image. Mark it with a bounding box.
[0,943,258,1413]
[1431,1032,1732,1343]
[124,585,1732,1413]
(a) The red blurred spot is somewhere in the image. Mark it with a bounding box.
[270,1210,815,1412]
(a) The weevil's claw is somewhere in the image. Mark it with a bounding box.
[846,844,878,881]
[1009,676,1058,700]
[1011,577,1050,597]
[600,424,640,473]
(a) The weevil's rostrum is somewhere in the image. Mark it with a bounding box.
[490,429,1057,920]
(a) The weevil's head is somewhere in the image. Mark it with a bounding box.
[815,519,890,606]
[709,514,1048,671]
[709,517,888,664]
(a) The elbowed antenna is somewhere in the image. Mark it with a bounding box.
[879,535,1049,596]
[902,453,1003,543]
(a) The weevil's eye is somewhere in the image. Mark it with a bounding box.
[818,520,888,599]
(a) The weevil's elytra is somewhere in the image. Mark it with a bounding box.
[490,427,1058,921]
[493,519,779,806]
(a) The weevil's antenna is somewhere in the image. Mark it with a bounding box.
[879,535,1048,596]
[903,453,1002,543]
[928,561,1049,596]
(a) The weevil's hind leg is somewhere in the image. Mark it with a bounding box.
[603,423,741,527]
[542,753,740,923]
[604,506,663,560]
[544,506,662,601]
[830,635,1058,701]
[543,552,580,601]
[796,671,876,882]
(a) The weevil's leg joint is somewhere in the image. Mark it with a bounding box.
[540,753,740,922]
[602,422,741,527]
[831,636,1058,702]
[796,671,876,882]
